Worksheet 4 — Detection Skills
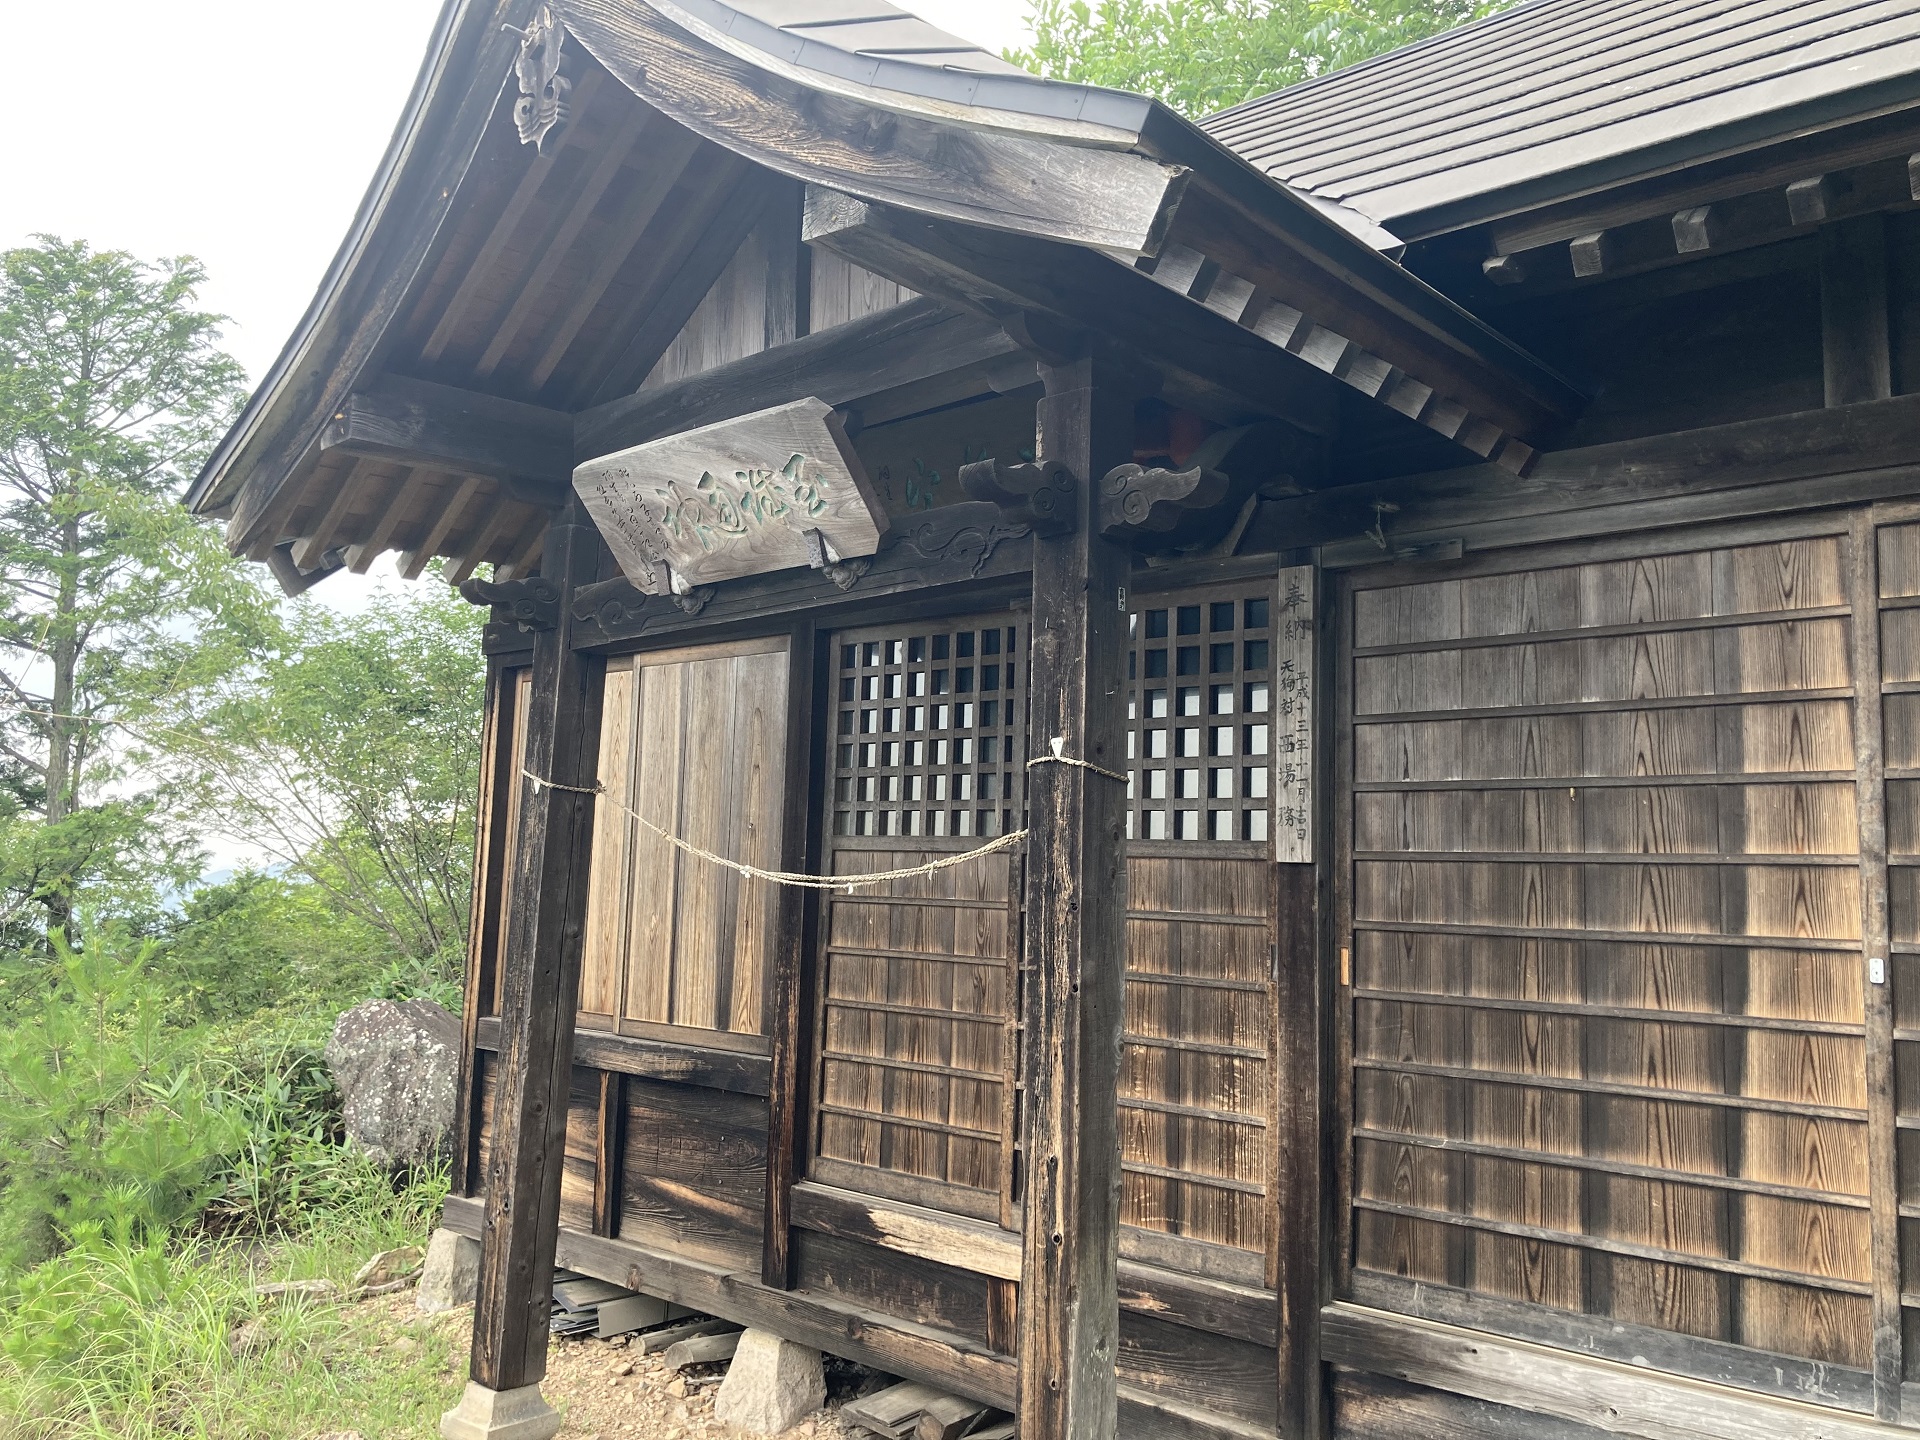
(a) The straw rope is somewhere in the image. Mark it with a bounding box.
[522,745,1125,893]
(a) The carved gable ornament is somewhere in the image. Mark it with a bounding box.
[573,397,887,595]
[511,4,571,153]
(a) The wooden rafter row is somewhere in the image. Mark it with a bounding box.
[471,99,664,381]
[1480,147,1920,296]
[416,67,613,367]
[1145,242,1536,475]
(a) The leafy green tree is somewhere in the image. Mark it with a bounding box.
[1010,0,1514,117]
[0,237,265,940]
[146,587,487,971]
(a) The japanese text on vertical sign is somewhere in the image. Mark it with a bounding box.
[1274,565,1315,863]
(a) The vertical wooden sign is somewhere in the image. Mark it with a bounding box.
[1274,565,1315,863]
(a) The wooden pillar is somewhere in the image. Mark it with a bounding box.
[1821,215,1892,407]
[445,501,604,1440]
[1018,354,1132,1440]
[764,618,825,1288]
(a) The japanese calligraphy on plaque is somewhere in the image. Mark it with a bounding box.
[572,397,887,594]
[1273,565,1316,863]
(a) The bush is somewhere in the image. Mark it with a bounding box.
[0,932,240,1276]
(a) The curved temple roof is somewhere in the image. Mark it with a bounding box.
[189,0,1585,579]
[1203,0,1920,239]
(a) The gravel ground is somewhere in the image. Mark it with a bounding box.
[394,1302,873,1440]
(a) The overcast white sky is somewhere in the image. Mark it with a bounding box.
[1,0,1035,603]
[1,0,1034,872]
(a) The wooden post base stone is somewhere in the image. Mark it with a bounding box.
[439,1381,563,1440]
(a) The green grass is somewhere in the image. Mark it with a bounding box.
[0,1171,463,1439]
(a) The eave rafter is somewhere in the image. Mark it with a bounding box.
[1471,115,1920,297]
[805,187,1578,473]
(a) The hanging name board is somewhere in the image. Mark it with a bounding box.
[1274,565,1315,863]
[572,397,886,594]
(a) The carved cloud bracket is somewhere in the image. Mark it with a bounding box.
[510,4,571,153]
[571,577,650,632]
[1099,462,1231,539]
[958,457,1078,537]
[459,575,562,631]
[894,500,1031,579]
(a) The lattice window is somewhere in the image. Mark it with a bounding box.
[831,620,1030,839]
[1127,586,1274,844]
[814,613,1028,1219]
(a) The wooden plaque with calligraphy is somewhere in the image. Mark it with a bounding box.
[1274,565,1315,863]
[572,397,886,594]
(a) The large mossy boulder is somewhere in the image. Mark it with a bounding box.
[323,998,461,1168]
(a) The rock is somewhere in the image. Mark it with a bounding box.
[417,1227,482,1314]
[324,998,461,1168]
[254,1278,339,1306]
[352,1245,423,1296]
[228,1317,272,1357]
[714,1329,827,1436]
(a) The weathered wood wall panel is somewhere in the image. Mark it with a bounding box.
[809,246,913,332]
[790,1229,994,1343]
[642,223,771,391]
[579,638,789,1042]
[1340,529,1875,1392]
[1119,1309,1279,1431]
[617,1077,769,1272]
[813,614,1028,1221]
[560,1065,601,1235]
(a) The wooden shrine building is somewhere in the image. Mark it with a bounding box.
[192,0,1920,1435]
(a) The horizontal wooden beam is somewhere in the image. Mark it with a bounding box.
[441,1195,1017,1409]
[320,375,572,496]
[575,298,1021,461]
[1252,389,1920,560]
[1322,1302,1905,1440]
[803,189,1341,438]
[475,1014,770,1094]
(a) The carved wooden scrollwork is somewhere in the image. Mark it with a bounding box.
[511,4,571,153]
[958,457,1077,537]
[571,578,650,632]
[671,586,715,616]
[895,500,1031,578]
[1098,462,1230,539]
[458,575,562,631]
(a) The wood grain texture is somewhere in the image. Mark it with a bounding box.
[561,0,1184,255]
[813,612,1028,1209]
[1850,512,1902,1417]
[470,501,606,1394]
[587,637,788,1040]
[1017,355,1133,1440]
[577,298,1017,463]
[442,1192,1017,1409]
[765,620,824,1287]
[1323,1301,1906,1440]
[1340,526,1877,1390]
